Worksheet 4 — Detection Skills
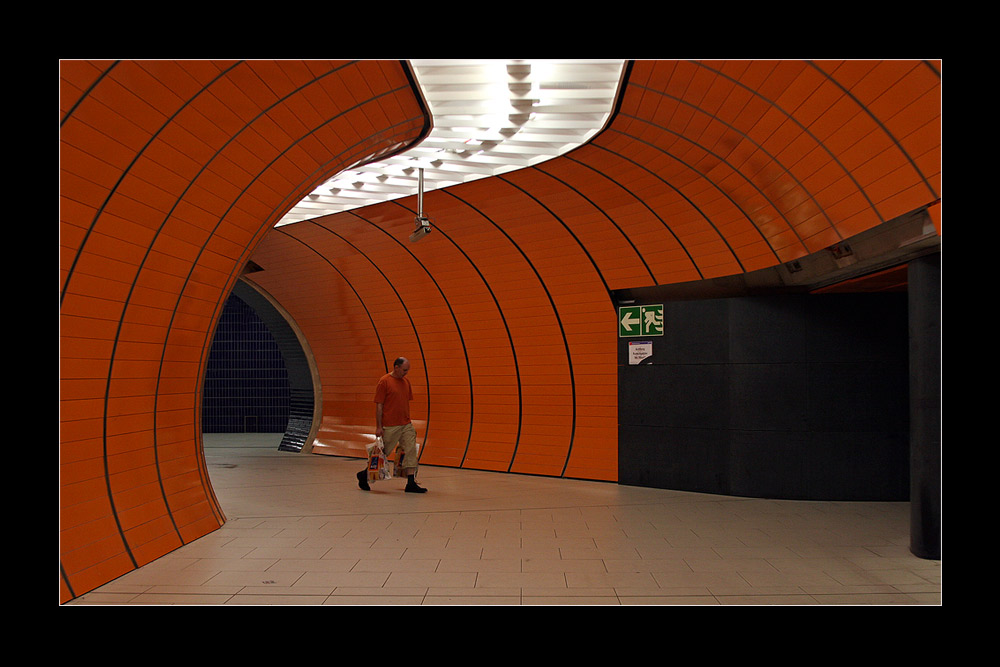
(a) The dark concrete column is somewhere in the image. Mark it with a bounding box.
[908,253,941,559]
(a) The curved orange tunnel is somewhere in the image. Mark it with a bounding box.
[60,59,941,602]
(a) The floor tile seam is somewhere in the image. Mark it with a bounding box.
[226,503,863,524]
[226,505,633,522]
[245,580,926,598]
[700,553,784,573]
[114,589,246,604]
[709,590,816,604]
[803,590,928,604]
[712,586,918,604]
[71,585,935,605]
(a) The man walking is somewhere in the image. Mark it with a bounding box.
[357,356,427,493]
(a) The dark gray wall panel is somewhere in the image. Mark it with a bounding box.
[618,293,909,501]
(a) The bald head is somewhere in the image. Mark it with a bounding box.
[392,357,410,378]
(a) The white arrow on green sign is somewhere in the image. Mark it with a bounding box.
[619,304,664,337]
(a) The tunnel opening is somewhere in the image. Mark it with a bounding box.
[202,279,319,452]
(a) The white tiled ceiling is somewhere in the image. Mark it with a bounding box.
[275,59,627,226]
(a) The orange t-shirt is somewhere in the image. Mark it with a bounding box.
[374,373,413,426]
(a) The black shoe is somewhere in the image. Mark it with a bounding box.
[404,480,427,493]
[357,470,370,491]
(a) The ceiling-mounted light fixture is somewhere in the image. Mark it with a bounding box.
[409,168,432,243]
[275,60,627,226]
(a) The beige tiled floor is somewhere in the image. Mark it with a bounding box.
[68,433,941,605]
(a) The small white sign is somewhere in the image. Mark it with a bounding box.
[628,340,653,365]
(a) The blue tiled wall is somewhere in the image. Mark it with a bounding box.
[202,292,290,433]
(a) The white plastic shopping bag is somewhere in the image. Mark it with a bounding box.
[365,437,394,482]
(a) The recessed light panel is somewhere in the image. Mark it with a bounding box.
[275,59,626,226]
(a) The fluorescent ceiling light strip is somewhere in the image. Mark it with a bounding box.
[275,59,626,227]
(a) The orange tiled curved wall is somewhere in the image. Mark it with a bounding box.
[247,58,941,480]
[60,59,941,602]
[59,60,427,602]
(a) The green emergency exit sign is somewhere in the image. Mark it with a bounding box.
[619,304,663,337]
